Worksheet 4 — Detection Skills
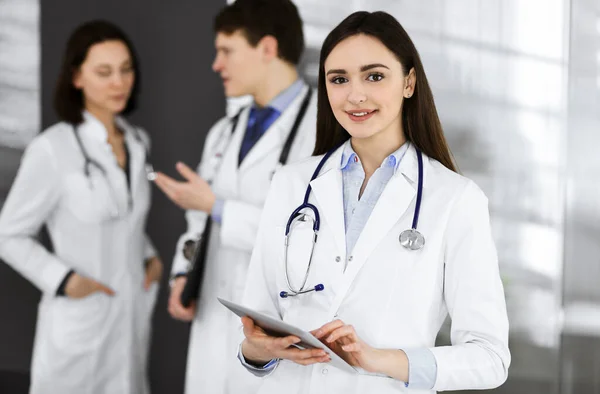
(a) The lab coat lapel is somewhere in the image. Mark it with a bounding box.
[329,144,422,314]
[308,147,346,257]
[78,115,130,215]
[122,124,145,199]
[212,109,248,196]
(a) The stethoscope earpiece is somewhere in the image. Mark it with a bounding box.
[279,284,325,299]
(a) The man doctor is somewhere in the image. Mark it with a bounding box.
[153,0,316,393]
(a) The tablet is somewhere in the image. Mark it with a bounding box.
[218,297,356,374]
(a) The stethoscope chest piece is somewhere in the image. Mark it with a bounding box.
[399,228,425,251]
[145,164,157,181]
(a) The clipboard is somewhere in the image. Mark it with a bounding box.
[218,297,356,374]
[180,219,211,307]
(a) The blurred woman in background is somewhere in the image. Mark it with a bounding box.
[0,20,161,394]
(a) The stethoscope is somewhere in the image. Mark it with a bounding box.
[206,87,313,185]
[179,87,313,307]
[72,126,156,218]
[279,143,426,298]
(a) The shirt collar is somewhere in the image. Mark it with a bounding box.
[253,78,305,113]
[80,110,131,143]
[340,139,410,174]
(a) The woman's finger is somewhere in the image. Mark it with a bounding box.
[291,353,331,366]
[341,342,361,352]
[326,325,357,344]
[241,317,260,337]
[312,319,345,339]
[273,335,301,349]
[280,346,327,361]
[93,280,116,296]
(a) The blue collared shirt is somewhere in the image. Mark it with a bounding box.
[340,141,408,257]
[211,79,305,223]
[239,140,438,390]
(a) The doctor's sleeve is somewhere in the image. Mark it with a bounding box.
[169,209,208,277]
[134,127,158,262]
[429,181,510,391]
[0,138,72,295]
[169,118,229,277]
[217,200,263,252]
[237,171,288,376]
[242,169,285,318]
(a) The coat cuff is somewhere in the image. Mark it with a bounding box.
[237,343,279,377]
[402,348,438,390]
[55,270,76,296]
[211,199,225,224]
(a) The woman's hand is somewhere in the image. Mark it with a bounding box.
[65,273,115,299]
[144,256,163,290]
[311,319,384,373]
[312,319,410,382]
[241,316,331,366]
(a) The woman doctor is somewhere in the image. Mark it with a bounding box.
[0,21,162,394]
[239,11,510,393]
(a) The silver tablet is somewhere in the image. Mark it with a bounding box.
[218,297,356,374]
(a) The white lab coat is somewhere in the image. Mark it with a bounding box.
[171,85,317,394]
[242,143,511,394]
[0,113,158,394]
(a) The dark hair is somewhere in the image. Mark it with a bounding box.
[313,11,457,172]
[53,20,140,125]
[213,0,304,65]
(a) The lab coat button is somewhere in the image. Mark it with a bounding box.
[348,256,354,262]
[322,368,328,375]
[335,256,341,262]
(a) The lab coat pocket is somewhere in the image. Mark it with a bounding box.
[51,292,110,354]
[63,173,116,223]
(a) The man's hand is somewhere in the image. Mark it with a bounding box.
[168,276,196,322]
[154,162,216,212]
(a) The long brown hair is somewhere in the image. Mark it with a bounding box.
[313,11,457,172]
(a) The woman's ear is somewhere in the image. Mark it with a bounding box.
[404,67,416,98]
[72,68,83,89]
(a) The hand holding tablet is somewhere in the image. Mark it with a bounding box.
[218,297,356,374]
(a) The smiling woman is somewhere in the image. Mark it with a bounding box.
[313,13,456,176]
[238,11,510,394]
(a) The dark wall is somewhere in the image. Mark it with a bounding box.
[0,1,226,393]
